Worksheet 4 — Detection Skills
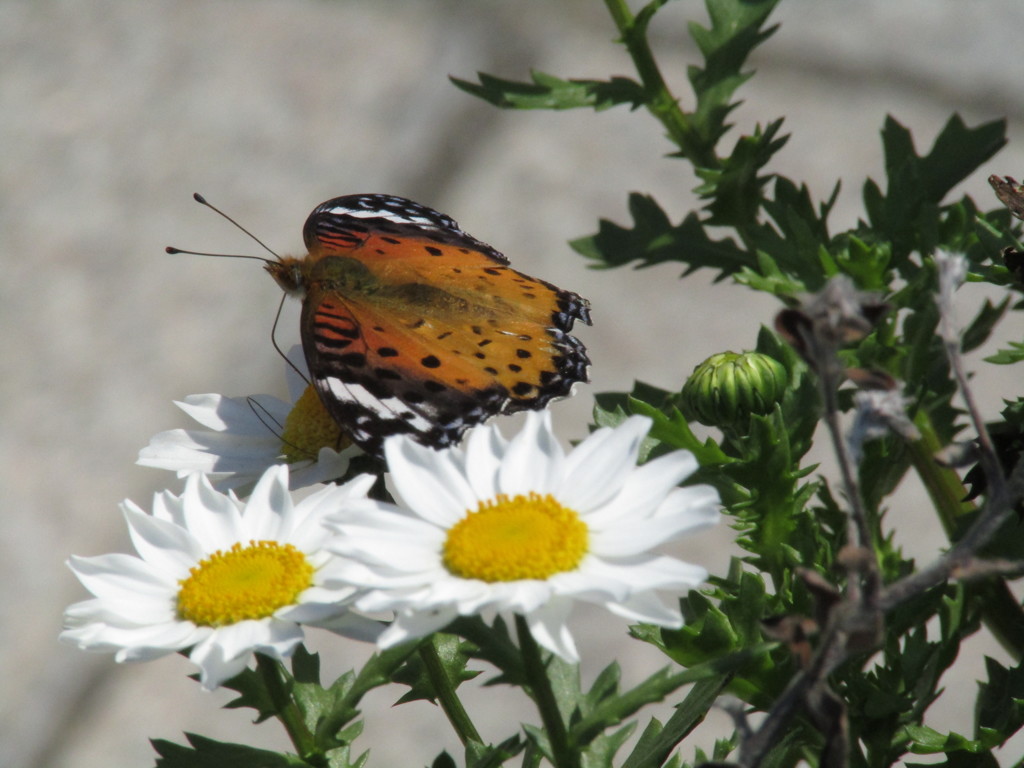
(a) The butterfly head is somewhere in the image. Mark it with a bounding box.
[265,257,309,298]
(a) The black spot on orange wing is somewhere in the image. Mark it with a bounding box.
[293,193,592,453]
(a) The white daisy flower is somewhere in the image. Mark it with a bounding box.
[137,347,359,492]
[325,412,721,662]
[61,465,381,690]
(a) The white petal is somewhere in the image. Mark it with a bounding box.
[581,555,707,593]
[180,393,288,434]
[524,599,578,662]
[68,554,177,602]
[463,423,507,501]
[309,611,385,643]
[454,579,551,615]
[561,416,651,512]
[603,591,685,627]
[189,636,253,691]
[378,605,459,648]
[654,485,722,526]
[182,474,244,551]
[244,464,293,540]
[290,473,376,548]
[63,619,205,656]
[497,412,564,497]
[287,445,355,490]
[583,450,698,529]
[123,506,202,577]
[384,436,476,525]
[63,595,177,627]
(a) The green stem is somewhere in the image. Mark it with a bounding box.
[418,638,482,745]
[908,410,973,537]
[515,615,578,768]
[602,0,716,168]
[908,410,1024,659]
[256,653,319,763]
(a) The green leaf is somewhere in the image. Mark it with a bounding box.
[393,633,479,705]
[152,734,305,768]
[466,735,525,768]
[432,752,458,768]
[450,71,645,111]
[699,119,789,229]
[867,115,1006,266]
[449,615,527,687]
[906,754,999,768]
[898,724,1000,754]
[571,193,752,278]
[219,666,279,723]
[290,644,321,685]
[621,678,729,768]
[984,340,1024,364]
[686,0,781,147]
[570,645,772,747]
[961,297,1010,353]
[976,656,1024,740]
[312,643,421,747]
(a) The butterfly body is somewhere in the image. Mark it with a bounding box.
[265,194,591,457]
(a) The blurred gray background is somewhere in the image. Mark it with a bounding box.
[4,1,1024,765]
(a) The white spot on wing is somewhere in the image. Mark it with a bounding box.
[323,378,434,433]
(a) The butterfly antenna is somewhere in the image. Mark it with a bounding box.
[164,246,269,262]
[191,192,282,260]
[246,396,285,432]
[246,396,315,461]
[270,293,310,385]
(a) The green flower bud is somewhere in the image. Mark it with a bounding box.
[681,351,788,429]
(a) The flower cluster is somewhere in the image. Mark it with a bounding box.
[64,373,721,689]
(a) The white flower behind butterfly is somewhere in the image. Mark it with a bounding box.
[138,347,358,492]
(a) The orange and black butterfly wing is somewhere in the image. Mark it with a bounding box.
[300,286,510,456]
[298,194,591,456]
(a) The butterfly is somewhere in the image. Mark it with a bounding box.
[259,194,591,458]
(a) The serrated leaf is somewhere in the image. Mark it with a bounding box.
[446,615,528,688]
[700,119,789,230]
[431,751,458,768]
[450,71,645,111]
[984,339,1024,364]
[898,724,1000,754]
[977,656,1024,738]
[466,734,525,768]
[572,643,774,747]
[313,643,421,745]
[152,733,305,768]
[394,633,479,705]
[961,297,1010,353]
[290,644,321,684]
[622,678,728,768]
[571,193,752,279]
[686,0,781,146]
[581,722,636,768]
[868,115,1006,266]
[219,666,279,723]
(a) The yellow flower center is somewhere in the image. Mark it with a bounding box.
[442,493,588,582]
[177,540,314,627]
[281,385,348,463]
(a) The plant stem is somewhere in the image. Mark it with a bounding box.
[418,637,482,745]
[602,0,715,167]
[907,410,973,537]
[515,615,577,768]
[907,409,1024,658]
[256,653,319,762]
